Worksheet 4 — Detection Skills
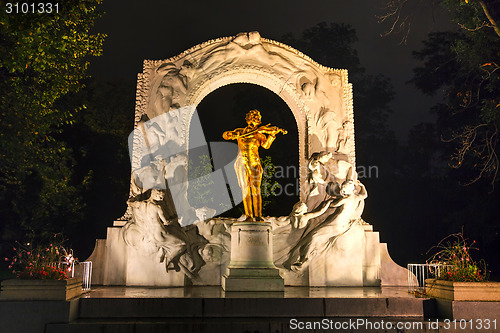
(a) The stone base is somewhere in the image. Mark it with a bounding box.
[222,267,284,292]
[435,298,500,320]
[426,279,500,301]
[379,243,408,286]
[0,278,82,301]
[89,218,408,288]
[222,222,284,291]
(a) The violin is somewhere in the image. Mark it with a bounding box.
[236,123,288,139]
[258,124,288,135]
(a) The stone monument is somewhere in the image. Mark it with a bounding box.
[86,31,409,288]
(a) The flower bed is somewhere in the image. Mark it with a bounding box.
[5,234,77,280]
[1,234,83,300]
[424,232,497,301]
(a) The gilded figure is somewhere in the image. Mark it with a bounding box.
[223,110,286,221]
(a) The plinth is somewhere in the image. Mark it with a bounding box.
[222,222,284,291]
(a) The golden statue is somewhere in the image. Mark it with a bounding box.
[223,110,287,221]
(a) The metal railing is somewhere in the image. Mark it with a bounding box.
[407,263,452,293]
[72,261,92,291]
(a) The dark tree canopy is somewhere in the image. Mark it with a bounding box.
[0,0,105,244]
[379,0,500,278]
[412,1,500,188]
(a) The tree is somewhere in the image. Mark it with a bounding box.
[379,0,500,278]
[0,0,105,244]
[378,0,500,44]
[409,1,500,188]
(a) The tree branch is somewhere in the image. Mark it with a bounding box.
[477,0,500,38]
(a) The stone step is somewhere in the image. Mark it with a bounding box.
[46,317,481,333]
[77,297,428,319]
[48,319,287,333]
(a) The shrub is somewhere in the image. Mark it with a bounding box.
[427,232,489,282]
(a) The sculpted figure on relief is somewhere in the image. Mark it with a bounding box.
[282,151,368,272]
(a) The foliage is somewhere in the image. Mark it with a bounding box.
[378,0,500,44]
[259,155,280,210]
[0,1,105,243]
[5,234,76,280]
[187,154,221,211]
[380,0,500,188]
[283,23,363,74]
[427,232,489,282]
[375,0,500,281]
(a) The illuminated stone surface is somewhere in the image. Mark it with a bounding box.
[222,222,284,291]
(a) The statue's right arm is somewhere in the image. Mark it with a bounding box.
[330,197,346,208]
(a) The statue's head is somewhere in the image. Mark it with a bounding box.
[340,180,356,197]
[245,109,262,127]
[151,189,165,201]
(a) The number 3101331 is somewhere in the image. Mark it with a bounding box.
[6,3,59,14]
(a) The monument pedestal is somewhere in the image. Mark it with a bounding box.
[222,222,284,292]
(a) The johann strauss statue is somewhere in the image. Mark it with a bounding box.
[223,109,287,221]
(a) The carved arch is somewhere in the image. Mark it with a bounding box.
[133,31,354,201]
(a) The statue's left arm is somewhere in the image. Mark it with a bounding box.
[261,126,287,149]
[261,133,276,149]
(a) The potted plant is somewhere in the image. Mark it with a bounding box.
[425,232,500,301]
[1,234,82,301]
